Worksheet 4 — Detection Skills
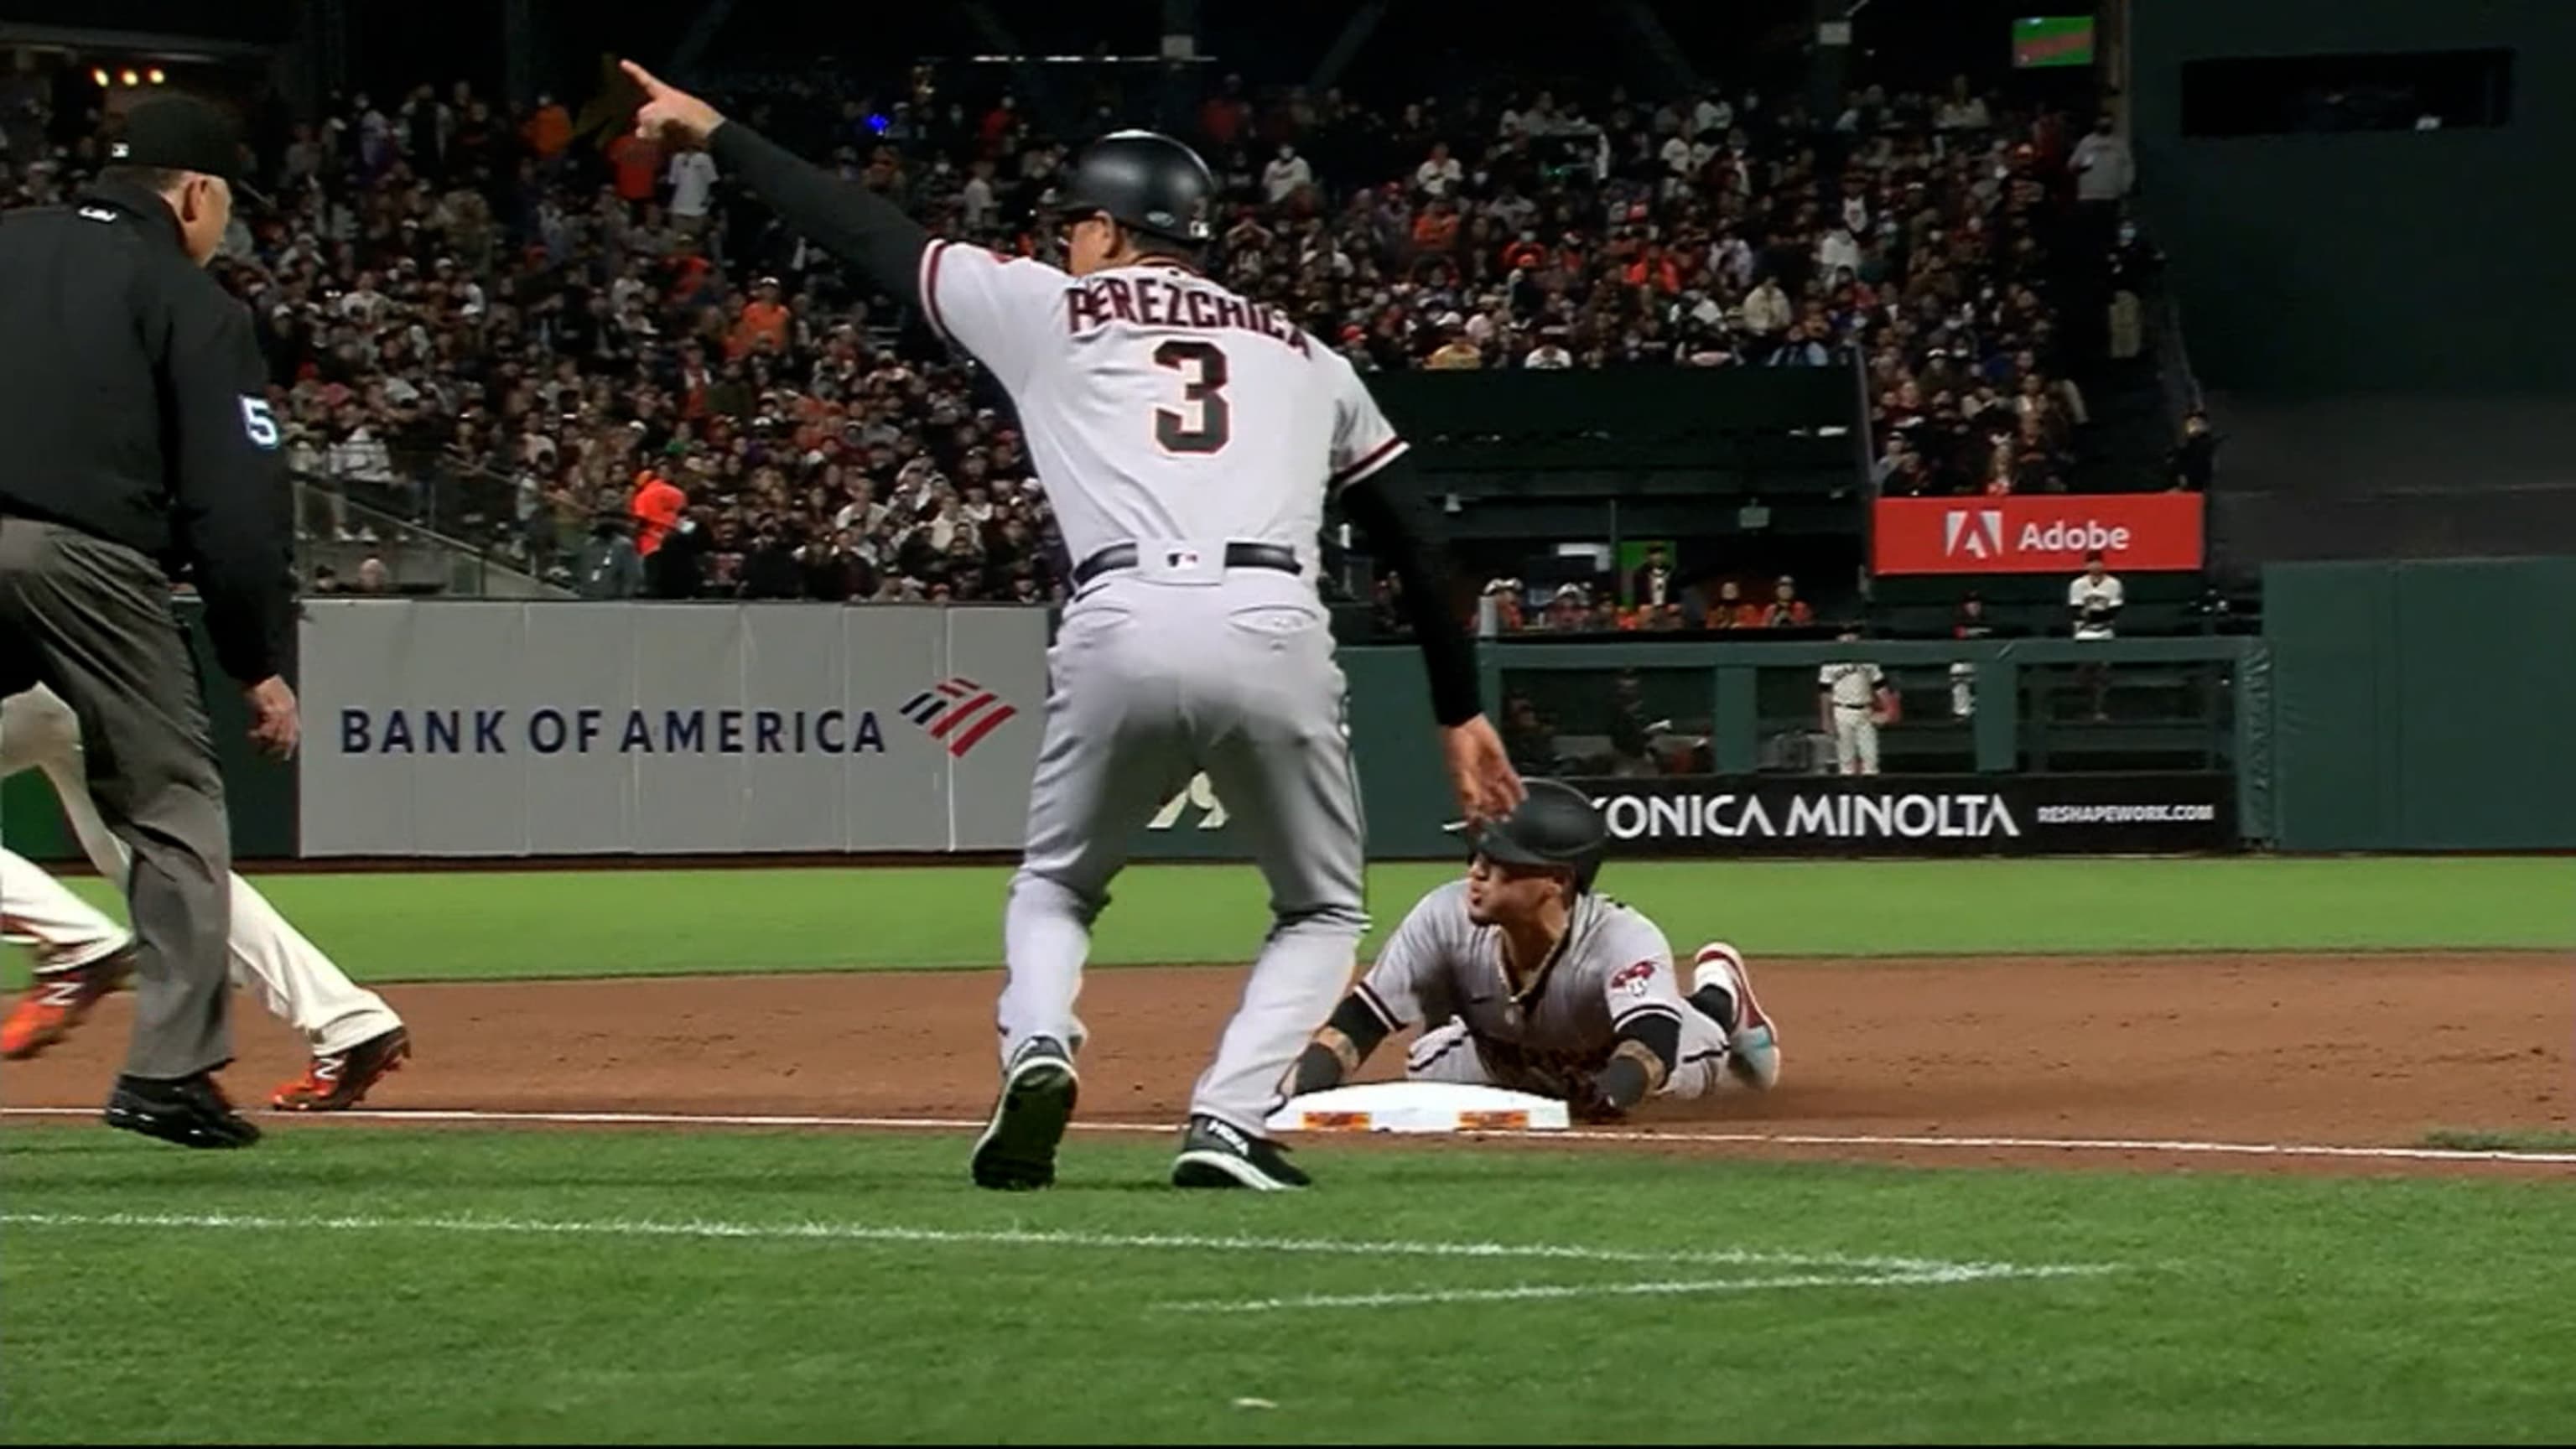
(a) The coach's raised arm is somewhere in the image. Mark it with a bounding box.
[621,60,927,313]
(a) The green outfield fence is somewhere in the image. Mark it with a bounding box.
[3,558,2568,861]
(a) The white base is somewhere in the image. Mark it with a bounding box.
[1265,1082,1571,1135]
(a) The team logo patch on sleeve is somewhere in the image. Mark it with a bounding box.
[1610,960,1657,998]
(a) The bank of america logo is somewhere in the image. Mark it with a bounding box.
[901,678,1019,757]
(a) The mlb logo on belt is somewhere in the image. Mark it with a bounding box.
[901,678,1019,757]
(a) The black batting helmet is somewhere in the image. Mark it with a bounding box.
[1467,779,1608,894]
[1057,129,1216,247]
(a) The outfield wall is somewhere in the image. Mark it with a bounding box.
[6,559,2567,862]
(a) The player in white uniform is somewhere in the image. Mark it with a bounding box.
[1,683,410,1109]
[1291,781,1780,1120]
[1818,626,1893,776]
[626,65,1523,1191]
[2069,549,2123,720]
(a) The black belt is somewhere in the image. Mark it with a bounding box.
[1072,542,1301,589]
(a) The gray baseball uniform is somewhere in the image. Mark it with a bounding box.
[1358,880,1735,1102]
[922,242,1402,1135]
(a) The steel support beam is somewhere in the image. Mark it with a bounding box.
[1306,0,1389,95]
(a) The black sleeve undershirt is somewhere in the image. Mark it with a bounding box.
[709,122,929,312]
[1597,1010,1683,1111]
[1337,452,1483,726]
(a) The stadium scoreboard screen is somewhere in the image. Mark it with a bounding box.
[2012,15,2096,70]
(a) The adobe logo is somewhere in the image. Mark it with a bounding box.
[1943,508,2006,559]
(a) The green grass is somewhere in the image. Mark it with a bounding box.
[15,855,2572,985]
[2423,1129,2576,1155]
[5,1124,2573,1443]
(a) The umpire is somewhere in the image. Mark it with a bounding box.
[0,96,299,1149]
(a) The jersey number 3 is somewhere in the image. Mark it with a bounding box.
[1151,340,1231,454]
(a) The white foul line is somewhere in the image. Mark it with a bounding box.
[3,1104,2567,1166]
[0,1209,2122,1315]
[1162,1263,2119,1315]
[0,1208,2065,1278]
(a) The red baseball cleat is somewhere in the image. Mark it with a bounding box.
[0,948,135,1061]
[270,1026,413,1111]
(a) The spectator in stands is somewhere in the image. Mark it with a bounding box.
[1415,140,1464,200]
[0,60,2142,609]
[1263,143,1313,205]
[1935,76,1992,132]
[2071,112,2134,204]
[1426,323,1483,370]
[2170,408,2217,491]
[667,141,719,234]
[1742,274,1793,350]
[355,557,393,594]
[575,512,643,599]
[631,465,688,560]
[1762,575,1815,628]
[1629,544,1674,609]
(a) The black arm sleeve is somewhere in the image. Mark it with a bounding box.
[708,122,930,311]
[1597,1010,1683,1111]
[1337,453,1483,726]
[165,288,292,686]
[1289,992,1399,1094]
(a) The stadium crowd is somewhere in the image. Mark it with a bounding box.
[0,65,2122,607]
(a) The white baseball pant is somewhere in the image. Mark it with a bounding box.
[2,685,402,1054]
[1831,704,1880,775]
[1000,562,1367,1139]
[1,847,128,971]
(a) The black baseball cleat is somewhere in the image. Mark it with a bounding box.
[103,1072,262,1150]
[1171,1114,1311,1191]
[970,1036,1079,1191]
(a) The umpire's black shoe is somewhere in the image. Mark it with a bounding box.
[971,1036,1078,1191]
[1171,1114,1311,1191]
[104,1072,261,1150]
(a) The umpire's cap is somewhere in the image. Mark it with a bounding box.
[1467,779,1608,893]
[109,95,268,207]
[1058,130,1215,246]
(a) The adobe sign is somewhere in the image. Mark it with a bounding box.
[1872,494,2205,574]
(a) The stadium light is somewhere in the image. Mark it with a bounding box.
[121,69,139,86]
[148,68,167,85]
[91,67,110,87]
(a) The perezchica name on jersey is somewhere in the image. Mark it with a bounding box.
[1063,274,1311,355]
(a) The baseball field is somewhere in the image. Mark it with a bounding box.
[3,854,2572,1442]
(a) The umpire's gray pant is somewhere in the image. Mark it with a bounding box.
[0,517,233,1079]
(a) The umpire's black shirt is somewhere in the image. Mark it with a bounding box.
[0,179,292,684]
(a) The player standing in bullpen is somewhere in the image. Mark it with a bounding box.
[1290,781,1779,1119]
[623,64,1523,1192]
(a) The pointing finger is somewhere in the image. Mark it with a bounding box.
[619,60,665,96]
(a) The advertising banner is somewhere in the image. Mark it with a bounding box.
[1872,494,2205,574]
[297,601,1048,856]
[1565,771,2237,857]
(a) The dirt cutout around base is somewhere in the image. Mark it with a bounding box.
[3,953,2568,1176]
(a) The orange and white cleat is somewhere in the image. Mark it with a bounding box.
[270,1026,413,1111]
[0,948,135,1061]
[1691,942,1781,1091]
